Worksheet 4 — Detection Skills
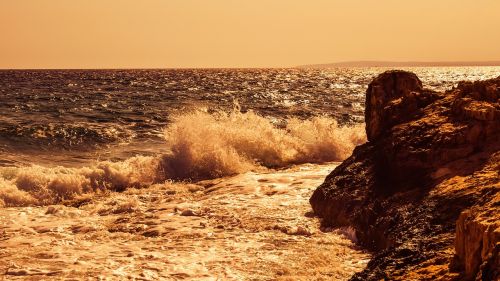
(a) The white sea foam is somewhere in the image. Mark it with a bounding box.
[0,157,159,207]
[0,110,365,207]
[160,109,365,180]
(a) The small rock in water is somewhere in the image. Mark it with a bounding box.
[180,209,198,216]
[143,227,164,237]
[275,225,313,236]
[304,211,316,218]
[291,226,313,236]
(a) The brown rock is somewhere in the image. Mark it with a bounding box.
[365,70,436,142]
[310,71,500,280]
[478,242,500,281]
[453,203,500,280]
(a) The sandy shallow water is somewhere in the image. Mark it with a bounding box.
[0,163,369,280]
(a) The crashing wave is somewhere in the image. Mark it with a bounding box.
[0,109,365,207]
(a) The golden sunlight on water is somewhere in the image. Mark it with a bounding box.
[0,163,369,280]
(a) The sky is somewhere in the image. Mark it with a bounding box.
[1,0,500,68]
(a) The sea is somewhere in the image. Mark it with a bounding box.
[0,67,499,206]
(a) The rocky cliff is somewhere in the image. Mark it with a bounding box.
[310,71,499,280]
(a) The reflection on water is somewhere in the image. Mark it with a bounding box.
[1,67,498,167]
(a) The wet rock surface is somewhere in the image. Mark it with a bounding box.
[311,71,500,280]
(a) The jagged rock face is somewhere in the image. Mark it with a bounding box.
[453,207,500,280]
[365,70,431,142]
[452,79,500,123]
[311,71,500,280]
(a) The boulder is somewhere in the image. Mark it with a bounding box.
[365,70,437,142]
[311,71,500,280]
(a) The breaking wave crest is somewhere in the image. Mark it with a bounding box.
[160,110,365,179]
[0,157,159,207]
[0,110,365,207]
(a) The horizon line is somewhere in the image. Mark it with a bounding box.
[297,60,500,68]
[2,60,500,70]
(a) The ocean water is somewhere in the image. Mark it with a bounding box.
[0,67,499,206]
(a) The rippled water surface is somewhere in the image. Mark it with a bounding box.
[0,67,499,279]
[1,67,499,167]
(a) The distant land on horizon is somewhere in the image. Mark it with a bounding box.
[297,61,500,68]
